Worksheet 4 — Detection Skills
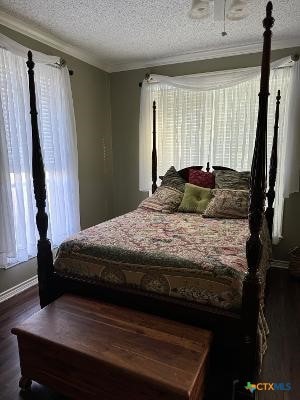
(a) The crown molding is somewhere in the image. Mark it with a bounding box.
[0,10,299,74]
[110,38,300,73]
[0,10,113,72]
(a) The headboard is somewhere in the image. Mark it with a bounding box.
[177,163,235,181]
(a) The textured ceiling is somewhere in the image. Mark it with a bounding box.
[0,0,300,71]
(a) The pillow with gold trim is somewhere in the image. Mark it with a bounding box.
[178,184,213,214]
[138,186,183,213]
[203,189,249,219]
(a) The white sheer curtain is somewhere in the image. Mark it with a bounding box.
[0,97,15,266]
[139,59,295,244]
[283,60,300,197]
[147,57,291,91]
[0,38,80,269]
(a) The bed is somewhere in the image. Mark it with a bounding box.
[54,209,271,313]
[26,2,278,385]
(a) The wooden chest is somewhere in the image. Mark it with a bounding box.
[12,294,212,400]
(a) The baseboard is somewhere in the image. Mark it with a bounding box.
[270,259,289,269]
[0,275,38,304]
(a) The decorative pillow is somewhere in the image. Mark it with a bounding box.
[178,166,203,181]
[188,169,215,189]
[160,166,186,192]
[203,189,249,219]
[178,184,213,214]
[214,170,250,190]
[138,186,183,213]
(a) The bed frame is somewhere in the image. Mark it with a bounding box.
[26,1,279,386]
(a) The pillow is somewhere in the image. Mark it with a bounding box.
[214,170,250,190]
[178,166,202,181]
[188,169,215,189]
[160,166,186,192]
[138,186,183,213]
[178,184,213,214]
[203,189,249,219]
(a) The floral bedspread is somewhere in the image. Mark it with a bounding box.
[54,209,271,312]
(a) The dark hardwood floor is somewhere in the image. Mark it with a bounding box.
[0,268,299,400]
[259,268,300,400]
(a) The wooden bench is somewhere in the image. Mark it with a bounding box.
[12,294,213,400]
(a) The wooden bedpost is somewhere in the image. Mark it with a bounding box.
[27,51,54,308]
[241,2,274,382]
[266,90,281,239]
[152,100,158,194]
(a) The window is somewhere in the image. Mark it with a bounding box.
[149,69,291,176]
[0,45,80,268]
[139,66,293,244]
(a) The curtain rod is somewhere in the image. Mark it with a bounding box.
[0,45,74,76]
[39,60,74,76]
[57,58,74,76]
[39,61,74,76]
[138,73,150,87]
[274,54,299,70]
[138,54,299,87]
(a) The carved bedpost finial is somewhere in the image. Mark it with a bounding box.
[266,1,273,16]
[27,50,33,64]
[26,52,35,94]
[263,2,274,31]
[276,89,281,100]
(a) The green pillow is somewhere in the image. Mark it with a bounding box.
[178,183,213,214]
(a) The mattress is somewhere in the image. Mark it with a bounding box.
[54,209,271,312]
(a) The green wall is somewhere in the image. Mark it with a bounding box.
[110,47,300,261]
[0,25,113,293]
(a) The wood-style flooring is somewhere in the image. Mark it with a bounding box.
[0,268,299,400]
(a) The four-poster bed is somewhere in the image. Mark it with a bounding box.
[26,1,279,384]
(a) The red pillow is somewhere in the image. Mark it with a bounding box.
[188,169,215,188]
